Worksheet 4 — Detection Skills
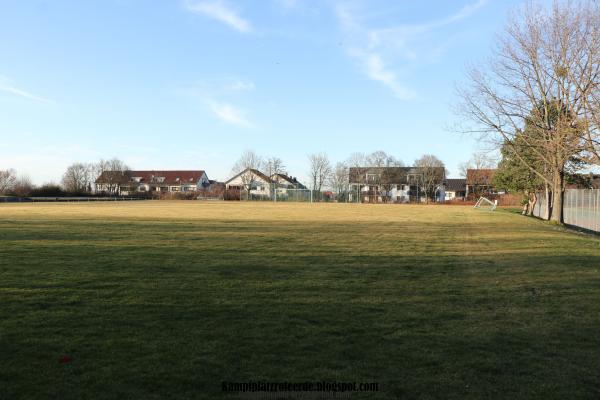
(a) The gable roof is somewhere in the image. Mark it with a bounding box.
[94,171,132,185]
[225,168,273,185]
[96,170,206,185]
[271,173,307,189]
[349,166,445,184]
[445,178,466,192]
[349,167,409,183]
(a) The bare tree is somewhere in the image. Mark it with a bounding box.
[0,169,16,194]
[62,162,93,193]
[379,167,404,203]
[231,150,265,199]
[568,2,600,164]
[456,1,598,222]
[94,158,130,194]
[365,150,404,167]
[330,162,349,201]
[458,152,497,178]
[308,152,332,194]
[12,175,34,197]
[414,154,446,203]
[264,157,286,177]
[366,151,389,167]
[346,152,366,168]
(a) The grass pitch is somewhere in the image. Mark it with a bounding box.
[1,202,600,399]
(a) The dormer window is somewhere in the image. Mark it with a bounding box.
[366,173,379,183]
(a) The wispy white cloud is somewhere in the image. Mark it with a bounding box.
[350,50,415,100]
[334,1,487,99]
[175,78,256,128]
[206,99,253,127]
[0,78,52,103]
[226,79,255,91]
[368,0,488,47]
[186,0,252,33]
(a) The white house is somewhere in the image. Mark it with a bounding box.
[224,168,273,198]
[95,170,210,195]
[348,167,446,203]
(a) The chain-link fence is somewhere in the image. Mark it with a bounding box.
[531,192,549,220]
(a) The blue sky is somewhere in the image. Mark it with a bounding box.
[0,0,529,185]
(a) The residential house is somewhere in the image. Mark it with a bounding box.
[224,169,308,199]
[225,168,274,199]
[348,167,446,203]
[95,170,209,195]
[466,169,497,199]
[444,179,467,201]
[270,173,307,190]
[271,173,307,197]
[566,173,600,189]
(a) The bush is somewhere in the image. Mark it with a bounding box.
[155,191,197,200]
[29,184,66,197]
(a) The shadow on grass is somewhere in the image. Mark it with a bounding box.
[1,218,600,399]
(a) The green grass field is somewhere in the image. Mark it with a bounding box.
[1,202,599,399]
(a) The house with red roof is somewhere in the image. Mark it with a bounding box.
[95,170,209,195]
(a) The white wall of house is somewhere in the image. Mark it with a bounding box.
[99,171,210,195]
[226,173,272,197]
[355,184,410,202]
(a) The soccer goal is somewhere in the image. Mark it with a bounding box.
[474,196,497,211]
[274,188,313,202]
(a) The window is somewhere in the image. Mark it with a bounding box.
[366,173,379,183]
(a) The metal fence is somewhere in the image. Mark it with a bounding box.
[563,189,600,233]
[531,189,600,233]
[0,196,147,203]
[531,192,549,220]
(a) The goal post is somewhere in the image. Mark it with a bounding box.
[474,196,497,211]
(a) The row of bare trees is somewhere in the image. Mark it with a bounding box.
[61,158,129,194]
[0,158,129,197]
[457,0,600,222]
[0,169,35,196]
[230,149,446,202]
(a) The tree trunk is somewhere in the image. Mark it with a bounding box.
[544,185,551,220]
[527,192,537,216]
[549,172,564,223]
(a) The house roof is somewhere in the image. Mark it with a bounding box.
[349,167,445,184]
[466,169,496,185]
[349,167,408,183]
[225,168,273,185]
[96,170,206,186]
[271,173,307,189]
[94,171,131,185]
[445,178,466,192]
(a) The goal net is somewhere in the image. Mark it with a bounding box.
[274,188,313,202]
[474,196,497,211]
